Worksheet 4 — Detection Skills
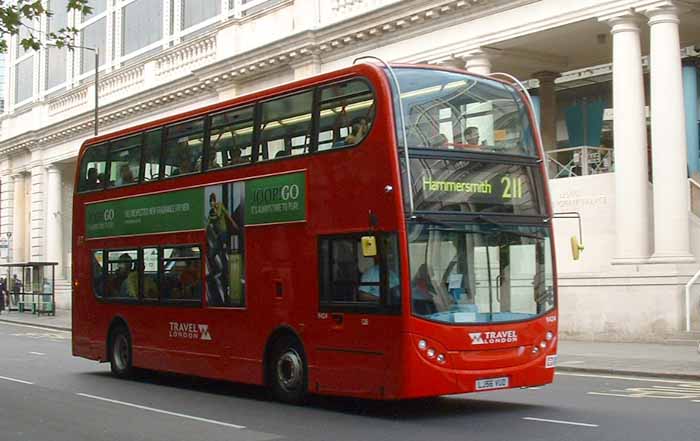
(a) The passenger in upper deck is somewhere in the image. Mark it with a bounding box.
[344,117,370,146]
[85,168,100,190]
[462,126,481,147]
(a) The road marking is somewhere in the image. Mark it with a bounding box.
[589,383,700,400]
[558,360,584,365]
[10,332,68,341]
[523,417,598,428]
[28,352,45,356]
[0,375,34,385]
[557,372,700,385]
[76,393,246,429]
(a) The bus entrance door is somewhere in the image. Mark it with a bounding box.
[313,311,393,397]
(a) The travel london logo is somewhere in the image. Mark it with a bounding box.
[469,330,518,345]
[169,322,212,341]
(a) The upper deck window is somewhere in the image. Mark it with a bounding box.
[163,118,205,178]
[79,143,108,192]
[317,80,375,151]
[258,91,314,160]
[209,106,254,168]
[390,68,537,157]
[108,134,142,188]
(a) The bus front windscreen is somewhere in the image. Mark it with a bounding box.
[392,68,536,156]
[408,222,554,324]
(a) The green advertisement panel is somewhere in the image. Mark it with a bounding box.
[86,188,205,238]
[245,172,306,225]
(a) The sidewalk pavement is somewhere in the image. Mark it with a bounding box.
[0,309,71,331]
[557,339,700,380]
[1,309,698,380]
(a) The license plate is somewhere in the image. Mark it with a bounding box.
[475,376,509,391]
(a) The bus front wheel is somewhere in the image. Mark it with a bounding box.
[269,336,307,404]
[109,326,134,378]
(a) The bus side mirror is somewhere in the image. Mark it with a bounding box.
[361,236,377,257]
[570,235,584,261]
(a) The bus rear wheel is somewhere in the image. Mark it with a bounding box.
[109,326,134,378]
[269,337,307,404]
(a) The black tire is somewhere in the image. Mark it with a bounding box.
[268,336,308,404]
[109,326,134,379]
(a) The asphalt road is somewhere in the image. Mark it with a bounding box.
[1,321,699,441]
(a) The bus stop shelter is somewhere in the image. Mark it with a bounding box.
[0,262,57,316]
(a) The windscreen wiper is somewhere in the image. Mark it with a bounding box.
[473,214,546,240]
[410,214,452,228]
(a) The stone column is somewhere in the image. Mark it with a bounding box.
[464,50,492,76]
[532,71,559,153]
[683,57,699,178]
[607,14,652,263]
[45,165,63,277]
[646,4,694,262]
[11,174,25,262]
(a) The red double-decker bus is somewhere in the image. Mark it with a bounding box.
[72,61,557,402]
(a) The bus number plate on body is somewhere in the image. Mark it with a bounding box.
[475,377,509,391]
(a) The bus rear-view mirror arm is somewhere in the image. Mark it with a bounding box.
[550,212,584,261]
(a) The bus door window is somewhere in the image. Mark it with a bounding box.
[161,246,202,302]
[209,106,254,169]
[258,90,313,161]
[317,80,374,151]
[163,118,205,178]
[142,129,162,181]
[142,247,160,301]
[79,143,108,192]
[105,250,139,299]
[319,233,400,312]
[108,134,142,187]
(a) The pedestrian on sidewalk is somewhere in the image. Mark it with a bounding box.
[0,277,6,314]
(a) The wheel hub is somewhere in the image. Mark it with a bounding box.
[276,349,302,391]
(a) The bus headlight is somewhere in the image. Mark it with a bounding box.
[532,346,539,354]
[540,341,547,349]
[546,332,554,341]
[418,339,427,350]
[427,348,436,358]
[436,354,446,364]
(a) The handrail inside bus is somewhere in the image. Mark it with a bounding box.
[353,55,415,215]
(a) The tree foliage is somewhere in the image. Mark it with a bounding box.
[0,0,92,53]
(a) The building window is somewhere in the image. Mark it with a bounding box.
[122,0,163,56]
[82,0,107,21]
[15,57,34,103]
[46,45,67,90]
[182,0,220,29]
[47,0,69,33]
[80,18,107,74]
